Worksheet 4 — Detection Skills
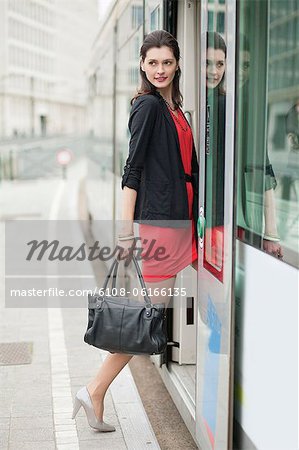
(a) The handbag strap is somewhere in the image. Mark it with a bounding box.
[102,257,118,290]
[111,259,118,289]
[102,256,152,308]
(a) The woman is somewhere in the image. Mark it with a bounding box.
[204,31,226,272]
[72,30,199,431]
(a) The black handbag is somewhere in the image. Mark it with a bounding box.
[84,256,168,355]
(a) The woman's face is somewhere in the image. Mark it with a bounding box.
[141,46,178,91]
[238,50,250,87]
[206,47,226,89]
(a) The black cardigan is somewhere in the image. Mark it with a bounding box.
[121,90,199,228]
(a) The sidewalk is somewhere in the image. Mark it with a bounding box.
[0,162,161,449]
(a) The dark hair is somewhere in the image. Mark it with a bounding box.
[131,30,183,108]
[207,31,227,57]
[206,31,227,94]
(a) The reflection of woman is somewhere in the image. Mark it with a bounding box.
[204,32,226,272]
[206,31,226,227]
[237,35,283,258]
[72,30,199,432]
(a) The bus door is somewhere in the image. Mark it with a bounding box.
[195,0,236,449]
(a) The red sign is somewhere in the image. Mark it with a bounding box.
[56,148,72,166]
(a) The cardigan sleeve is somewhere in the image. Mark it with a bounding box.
[121,95,158,191]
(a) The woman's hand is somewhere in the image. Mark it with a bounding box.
[263,239,283,259]
[116,236,135,261]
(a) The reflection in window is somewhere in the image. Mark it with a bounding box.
[236,0,299,268]
[204,29,227,282]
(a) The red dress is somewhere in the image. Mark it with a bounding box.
[139,107,198,282]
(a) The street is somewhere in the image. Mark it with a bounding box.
[0,156,160,450]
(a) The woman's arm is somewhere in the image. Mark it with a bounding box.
[117,187,137,257]
[121,95,158,191]
[118,95,158,252]
[264,188,278,238]
[120,186,137,236]
[263,188,283,258]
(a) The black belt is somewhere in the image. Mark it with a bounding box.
[185,173,192,182]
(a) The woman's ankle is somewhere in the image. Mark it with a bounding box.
[87,383,105,401]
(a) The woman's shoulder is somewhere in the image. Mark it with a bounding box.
[131,92,160,109]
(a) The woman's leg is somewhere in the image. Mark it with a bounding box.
[86,277,176,422]
[87,353,133,421]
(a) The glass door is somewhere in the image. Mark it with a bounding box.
[195,0,236,448]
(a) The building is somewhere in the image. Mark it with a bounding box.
[0,0,98,138]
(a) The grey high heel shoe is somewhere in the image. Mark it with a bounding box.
[72,386,116,432]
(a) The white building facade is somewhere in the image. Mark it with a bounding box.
[0,0,98,138]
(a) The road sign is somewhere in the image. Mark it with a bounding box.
[56,148,72,166]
